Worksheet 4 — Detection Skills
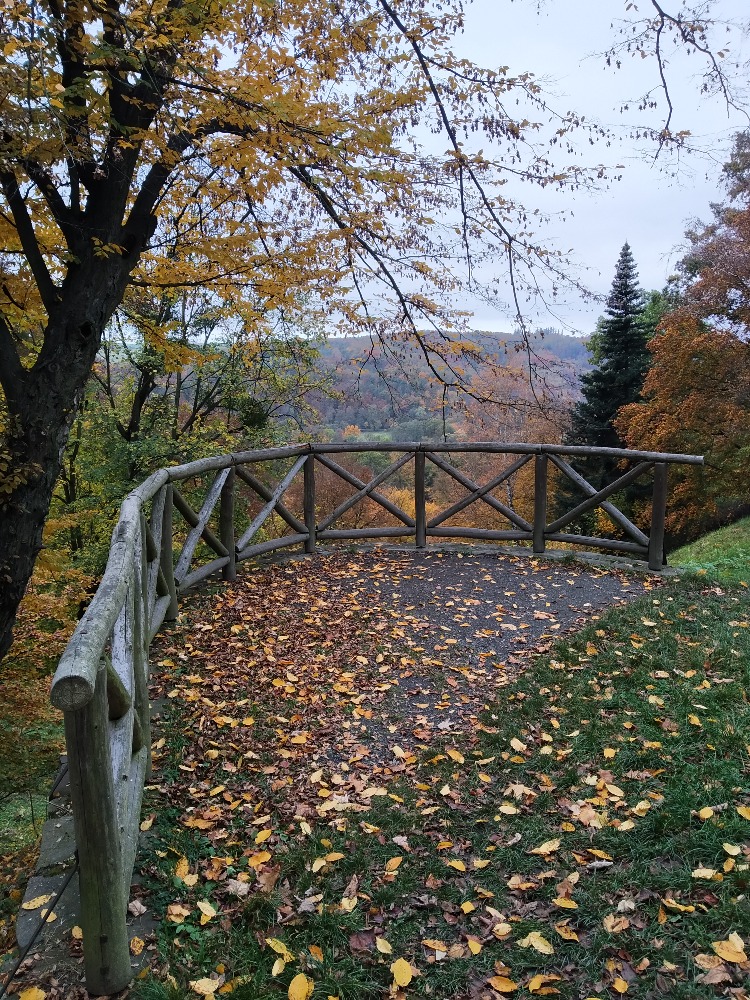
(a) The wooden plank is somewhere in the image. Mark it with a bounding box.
[304,454,316,554]
[533,454,548,554]
[648,463,668,571]
[315,454,415,527]
[173,468,231,582]
[64,664,131,994]
[546,443,704,465]
[120,745,148,892]
[548,454,650,547]
[427,453,533,529]
[160,484,179,622]
[425,452,532,531]
[134,514,151,775]
[236,455,307,550]
[51,496,141,711]
[235,465,306,533]
[220,468,236,582]
[237,533,308,561]
[318,451,413,531]
[546,461,653,534]
[105,658,131,720]
[110,577,135,815]
[429,527,532,542]
[415,451,426,548]
[172,486,229,557]
[546,533,648,556]
[146,486,166,621]
[178,556,231,593]
[149,594,172,643]
[317,527,415,540]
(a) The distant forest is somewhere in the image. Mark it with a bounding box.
[307,329,590,438]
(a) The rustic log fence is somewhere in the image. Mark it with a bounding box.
[48,441,702,992]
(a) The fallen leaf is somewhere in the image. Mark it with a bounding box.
[711,934,747,963]
[390,957,413,987]
[529,838,560,856]
[487,975,518,993]
[288,973,314,1000]
[517,931,554,954]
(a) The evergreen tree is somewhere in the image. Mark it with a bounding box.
[557,243,653,526]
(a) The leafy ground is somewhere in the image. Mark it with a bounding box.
[670,518,750,584]
[123,551,750,1000]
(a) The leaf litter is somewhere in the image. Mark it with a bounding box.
[138,551,750,1000]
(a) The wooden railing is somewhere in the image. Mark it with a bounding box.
[48,441,702,992]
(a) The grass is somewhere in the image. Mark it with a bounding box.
[670,516,750,584]
[132,572,750,1000]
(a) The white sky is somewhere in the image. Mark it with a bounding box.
[453,0,750,334]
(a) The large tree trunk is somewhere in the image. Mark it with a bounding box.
[0,296,119,659]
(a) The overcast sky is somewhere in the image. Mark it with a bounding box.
[452,0,749,334]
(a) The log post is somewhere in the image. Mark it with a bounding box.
[533,454,548,554]
[161,484,179,620]
[64,661,130,994]
[220,468,236,581]
[415,450,427,549]
[648,462,668,571]
[304,454,316,554]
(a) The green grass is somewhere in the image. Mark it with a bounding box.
[134,575,750,1000]
[670,516,750,583]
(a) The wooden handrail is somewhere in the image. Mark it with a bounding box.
[48,440,702,993]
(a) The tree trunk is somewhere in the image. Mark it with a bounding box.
[0,305,115,659]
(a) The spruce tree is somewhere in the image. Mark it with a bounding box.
[558,243,652,524]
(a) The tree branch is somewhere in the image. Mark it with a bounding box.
[0,311,26,410]
[0,171,59,314]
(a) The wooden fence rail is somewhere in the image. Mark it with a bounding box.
[49,441,702,992]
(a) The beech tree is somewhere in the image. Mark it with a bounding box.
[0,0,745,658]
[617,133,750,541]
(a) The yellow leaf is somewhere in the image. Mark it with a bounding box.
[554,897,578,909]
[197,900,217,925]
[266,938,294,963]
[509,737,526,752]
[461,900,476,913]
[385,856,403,872]
[612,978,628,993]
[698,807,714,820]
[190,979,219,996]
[19,990,46,1000]
[71,925,83,940]
[473,858,491,869]
[140,814,155,831]
[723,842,741,856]
[517,931,554,954]
[692,867,719,880]
[21,894,54,910]
[288,973,314,1000]
[447,748,465,763]
[422,938,448,951]
[603,747,617,759]
[255,828,273,844]
[688,714,702,727]
[271,958,286,976]
[447,859,466,871]
[175,856,190,880]
[554,921,579,942]
[130,935,145,955]
[737,805,750,821]
[487,975,518,993]
[586,643,598,655]
[711,935,747,963]
[467,936,482,955]
[529,838,560,856]
[376,936,392,954]
[183,873,199,887]
[390,957,413,987]
[309,945,324,962]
